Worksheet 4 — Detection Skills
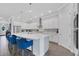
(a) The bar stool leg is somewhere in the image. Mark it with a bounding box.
[31,46,33,52]
[32,41,33,53]
[12,45,16,56]
[8,43,12,55]
[12,45,14,55]
[16,48,20,56]
[22,49,25,56]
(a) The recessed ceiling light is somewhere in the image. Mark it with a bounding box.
[41,13,44,16]
[34,16,37,18]
[48,10,52,13]
[30,18,32,20]
[17,16,20,18]
[29,10,32,13]
[0,17,3,19]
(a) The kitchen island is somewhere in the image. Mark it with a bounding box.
[13,32,49,56]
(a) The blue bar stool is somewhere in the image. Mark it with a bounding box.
[6,33,17,55]
[8,35,17,44]
[6,31,16,44]
[16,37,33,56]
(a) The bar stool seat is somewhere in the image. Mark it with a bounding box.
[16,37,33,56]
[8,35,17,44]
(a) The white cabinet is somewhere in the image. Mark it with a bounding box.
[42,17,58,29]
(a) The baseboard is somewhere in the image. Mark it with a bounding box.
[73,48,78,56]
[49,41,58,45]
[58,42,75,55]
[50,41,77,55]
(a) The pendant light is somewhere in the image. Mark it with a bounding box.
[39,17,42,29]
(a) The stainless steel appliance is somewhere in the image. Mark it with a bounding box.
[74,14,78,49]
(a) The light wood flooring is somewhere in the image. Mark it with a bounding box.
[0,36,74,56]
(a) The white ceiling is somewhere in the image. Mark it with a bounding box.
[0,3,68,22]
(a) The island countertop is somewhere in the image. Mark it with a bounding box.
[13,32,49,56]
[13,32,48,40]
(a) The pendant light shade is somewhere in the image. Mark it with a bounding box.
[39,17,42,29]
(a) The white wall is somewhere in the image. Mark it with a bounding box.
[42,15,58,29]
[45,30,59,43]
[42,15,59,43]
[44,4,78,55]
[58,4,78,54]
[26,22,39,29]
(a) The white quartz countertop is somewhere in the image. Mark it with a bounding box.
[13,32,49,56]
[13,32,48,40]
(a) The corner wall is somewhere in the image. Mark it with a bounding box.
[58,4,78,54]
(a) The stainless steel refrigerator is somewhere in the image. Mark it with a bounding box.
[74,14,78,49]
